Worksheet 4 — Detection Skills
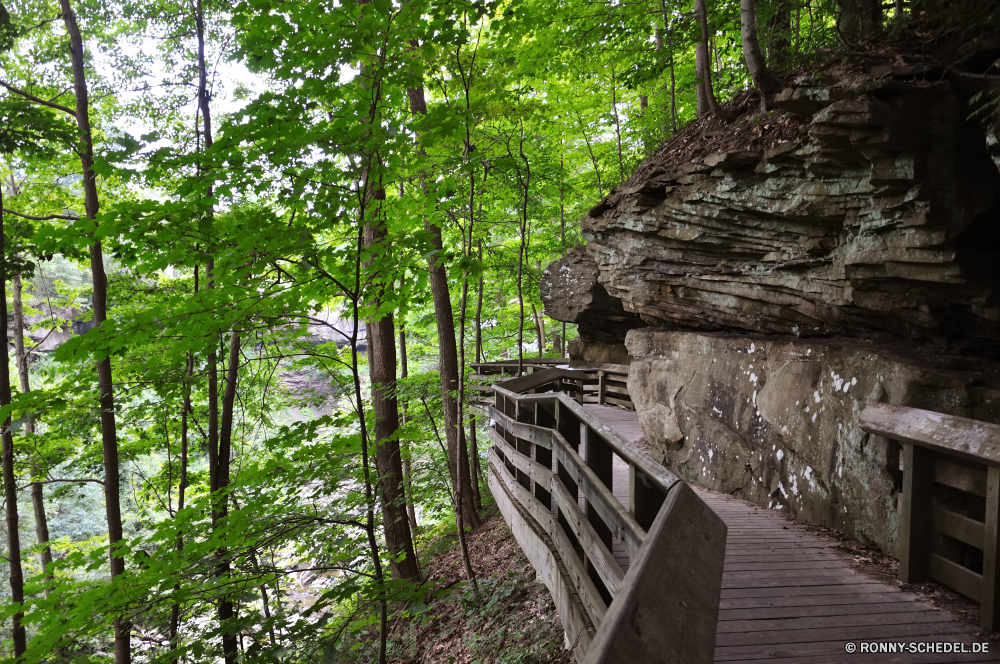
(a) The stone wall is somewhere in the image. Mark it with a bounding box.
[626,328,1000,554]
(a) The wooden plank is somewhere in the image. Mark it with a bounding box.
[512,391,679,492]
[929,552,982,601]
[723,561,851,571]
[715,620,973,648]
[549,433,646,559]
[722,568,864,580]
[722,576,882,590]
[550,476,625,597]
[487,458,596,659]
[489,405,554,449]
[718,600,934,621]
[859,402,1000,467]
[933,504,985,549]
[901,442,934,582]
[719,592,918,610]
[719,643,997,664]
[716,609,950,634]
[985,466,1000,631]
[721,583,893,599]
[489,450,608,626]
[936,458,988,497]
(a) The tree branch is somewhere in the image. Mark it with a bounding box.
[0,80,77,117]
[2,208,79,221]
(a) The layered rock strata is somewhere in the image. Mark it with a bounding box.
[582,76,1000,356]
[540,247,643,349]
[543,70,1000,553]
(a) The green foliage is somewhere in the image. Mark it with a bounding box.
[0,0,857,659]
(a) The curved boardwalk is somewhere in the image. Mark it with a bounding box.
[584,403,1000,663]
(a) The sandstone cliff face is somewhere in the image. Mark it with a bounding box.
[582,76,1000,355]
[627,329,1000,554]
[542,70,1000,553]
[540,247,644,346]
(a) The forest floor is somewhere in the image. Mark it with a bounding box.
[386,506,576,664]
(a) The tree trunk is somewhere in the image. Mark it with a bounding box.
[363,215,420,580]
[837,0,880,42]
[0,196,26,658]
[216,330,241,664]
[694,0,729,120]
[398,328,419,534]
[474,240,484,365]
[407,83,480,529]
[59,3,129,661]
[741,0,787,95]
[13,275,54,593]
[765,1,791,62]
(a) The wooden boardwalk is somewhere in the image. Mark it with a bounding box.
[580,404,1000,663]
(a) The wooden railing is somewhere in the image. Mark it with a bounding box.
[486,367,726,662]
[860,403,1000,630]
[470,358,633,410]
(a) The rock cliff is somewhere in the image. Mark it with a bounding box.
[541,66,1000,553]
[578,74,1000,356]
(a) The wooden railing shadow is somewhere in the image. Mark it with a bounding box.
[485,365,727,663]
[861,403,1000,630]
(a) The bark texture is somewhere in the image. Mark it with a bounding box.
[741,0,786,94]
[0,202,25,658]
[60,2,129,660]
[364,218,420,581]
[407,83,480,529]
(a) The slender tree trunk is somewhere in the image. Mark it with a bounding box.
[837,0,879,42]
[531,304,545,358]
[398,327,419,534]
[694,0,728,120]
[742,0,787,95]
[349,241,389,664]
[515,122,531,377]
[59,3,129,661]
[668,30,678,135]
[216,330,241,664]
[0,197,26,658]
[13,275,53,592]
[574,111,604,198]
[406,83,480,529]
[363,211,420,580]
[169,331,195,658]
[609,67,624,184]
[474,241,484,366]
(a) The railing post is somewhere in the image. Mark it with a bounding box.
[899,442,933,583]
[514,400,534,491]
[534,402,554,510]
[983,467,1000,630]
[576,378,584,404]
[555,400,583,555]
[585,426,614,604]
[598,370,606,405]
[629,464,666,532]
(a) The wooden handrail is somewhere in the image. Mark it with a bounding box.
[860,402,1000,630]
[486,367,726,662]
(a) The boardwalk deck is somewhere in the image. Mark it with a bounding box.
[577,403,1000,663]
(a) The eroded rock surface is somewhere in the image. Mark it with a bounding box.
[626,328,1000,554]
[581,76,1000,355]
[540,247,643,345]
